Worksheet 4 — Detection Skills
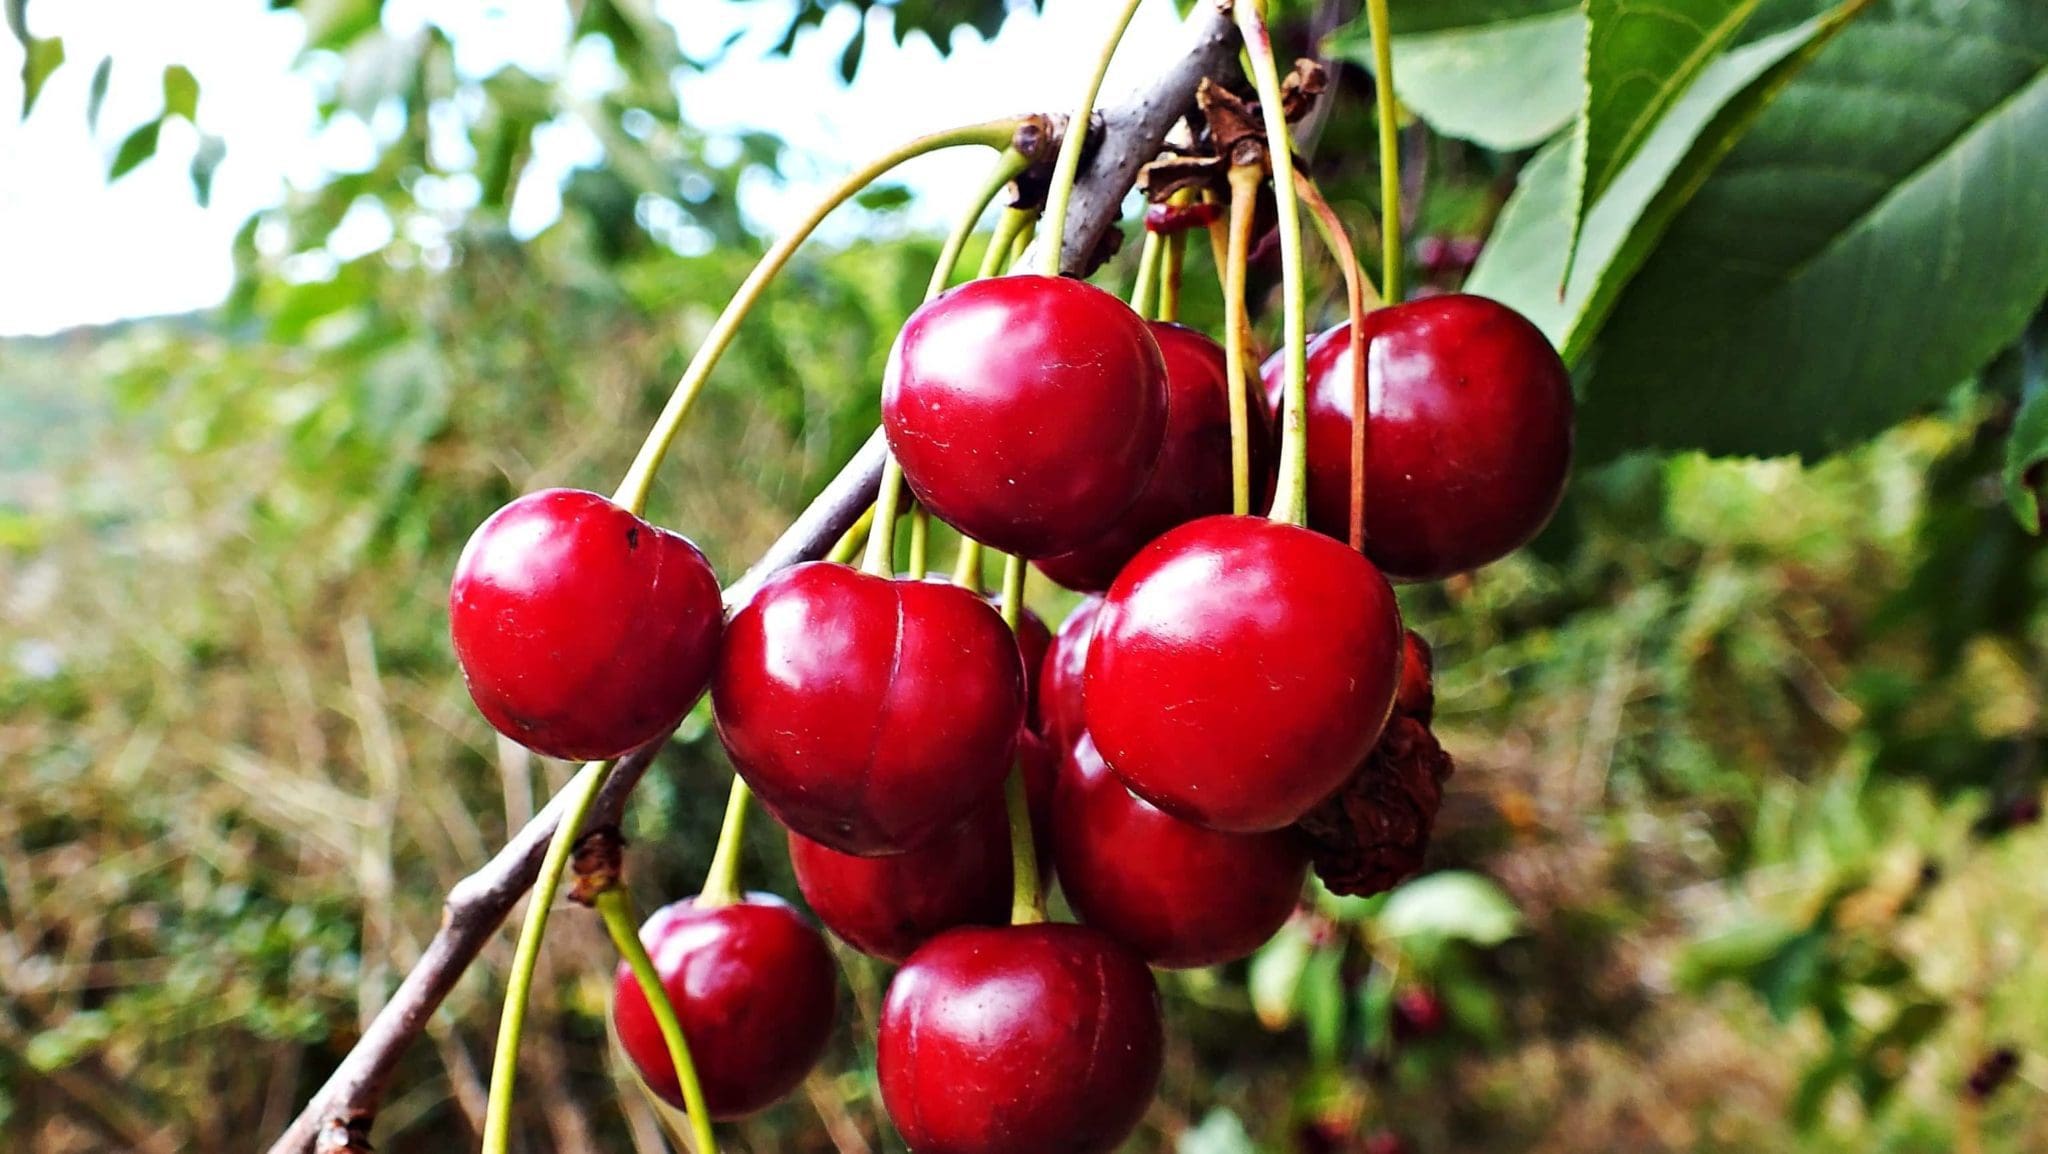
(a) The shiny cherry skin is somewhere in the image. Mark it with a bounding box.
[612,894,837,1119]
[786,729,1057,962]
[713,562,1023,856]
[1033,596,1101,753]
[1039,323,1274,592]
[1053,733,1308,968]
[883,275,1169,558]
[1262,294,1573,580]
[878,923,1163,1154]
[448,488,723,762]
[1085,515,1404,833]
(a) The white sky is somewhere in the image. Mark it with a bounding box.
[0,0,1189,337]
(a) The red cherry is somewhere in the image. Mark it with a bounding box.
[1039,323,1275,592]
[1053,733,1308,968]
[611,895,837,1119]
[1363,1131,1412,1154]
[878,923,1163,1154]
[1261,294,1574,580]
[1033,596,1101,753]
[883,275,1169,558]
[1008,601,1053,722]
[713,562,1023,856]
[1396,629,1435,720]
[1085,515,1403,833]
[787,728,1057,962]
[1391,986,1446,1039]
[448,488,723,762]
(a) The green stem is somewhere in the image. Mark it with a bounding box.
[596,888,717,1154]
[697,777,753,909]
[1298,176,1377,551]
[481,758,614,1154]
[1222,163,1261,518]
[908,505,931,580]
[1008,214,1039,271]
[610,119,1019,515]
[863,459,907,576]
[1236,2,1311,528]
[929,149,1032,300]
[953,537,985,591]
[979,208,1036,280]
[1159,229,1186,323]
[1366,0,1402,305]
[1038,0,1147,279]
[827,504,874,566]
[1130,227,1163,318]
[995,553,1045,925]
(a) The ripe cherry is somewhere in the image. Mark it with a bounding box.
[787,729,1057,962]
[1396,629,1435,720]
[879,923,1163,1154]
[1053,733,1308,968]
[612,895,837,1119]
[1008,601,1052,722]
[449,488,723,762]
[1391,986,1447,1039]
[1262,294,1573,580]
[1033,596,1101,752]
[1085,515,1403,833]
[713,562,1023,856]
[883,275,1169,558]
[1039,323,1273,592]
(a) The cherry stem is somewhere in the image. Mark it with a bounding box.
[827,504,875,565]
[1365,0,1403,304]
[1235,1,1311,529]
[1159,229,1186,323]
[980,208,1036,279]
[595,887,716,1154]
[1038,0,1147,279]
[481,758,613,1154]
[697,777,753,909]
[609,118,1020,517]
[1222,161,1262,518]
[908,505,931,580]
[1130,228,1163,318]
[1298,176,1376,551]
[953,536,985,591]
[929,149,1032,300]
[995,553,1045,925]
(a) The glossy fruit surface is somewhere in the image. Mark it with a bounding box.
[1263,294,1573,580]
[1008,601,1052,721]
[714,562,1023,855]
[449,488,723,761]
[883,275,1169,558]
[1034,596,1101,753]
[1053,733,1308,967]
[612,895,836,1119]
[1040,323,1272,591]
[878,923,1163,1154]
[787,729,1056,962]
[1085,515,1403,833]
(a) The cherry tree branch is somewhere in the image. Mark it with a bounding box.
[269,9,1238,1151]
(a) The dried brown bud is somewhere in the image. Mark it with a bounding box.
[567,825,625,907]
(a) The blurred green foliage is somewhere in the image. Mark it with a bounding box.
[4,1,2047,1152]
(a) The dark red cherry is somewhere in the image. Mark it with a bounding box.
[883,275,1169,558]
[1053,733,1308,968]
[713,562,1023,856]
[1085,515,1403,833]
[1033,596,1101,753]
[448,488,723,762]
[1396,629,1434,720]
[878,923,1163,1154]
[1007,601,1052,721]
[612,895,837,1119]
[1039,323,1274,592]
[1262,294,1573,580]
[1391,986,1446,1039]
[787,728,1057,962]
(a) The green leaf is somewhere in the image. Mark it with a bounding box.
[110,117,162,180]
[1568,0,1765,276]
[190,133,226,206]
[1577,0,2048,462]
[85,55,110,129]
[19,34,60,118]
[1300,947,1347,1064]
[1329,8,1586,150]
[1248,917,1314,1030]
[1377,872,1522,946]
[1177,1109,1256,1154]
[301,0,384,52]
[2001,310,2048,531]
[1386,0,1576,35]
[162,63,198,121]
[1468,3,1864,360]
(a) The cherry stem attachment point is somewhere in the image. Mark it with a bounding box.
[1235,1,1311,528]
[595,887,717,1154]
[980,208,1037,280]
[697,777,753,910]
[1365,0,1403,305]
[995,553,1045,925]
[1038,0,1148,279]
[610,119,1019,517]
[1222,161,1262,518]
[481,757,614,1154]
[1298,176,1377,551]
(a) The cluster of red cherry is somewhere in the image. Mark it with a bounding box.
[447,252,1570,1148]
